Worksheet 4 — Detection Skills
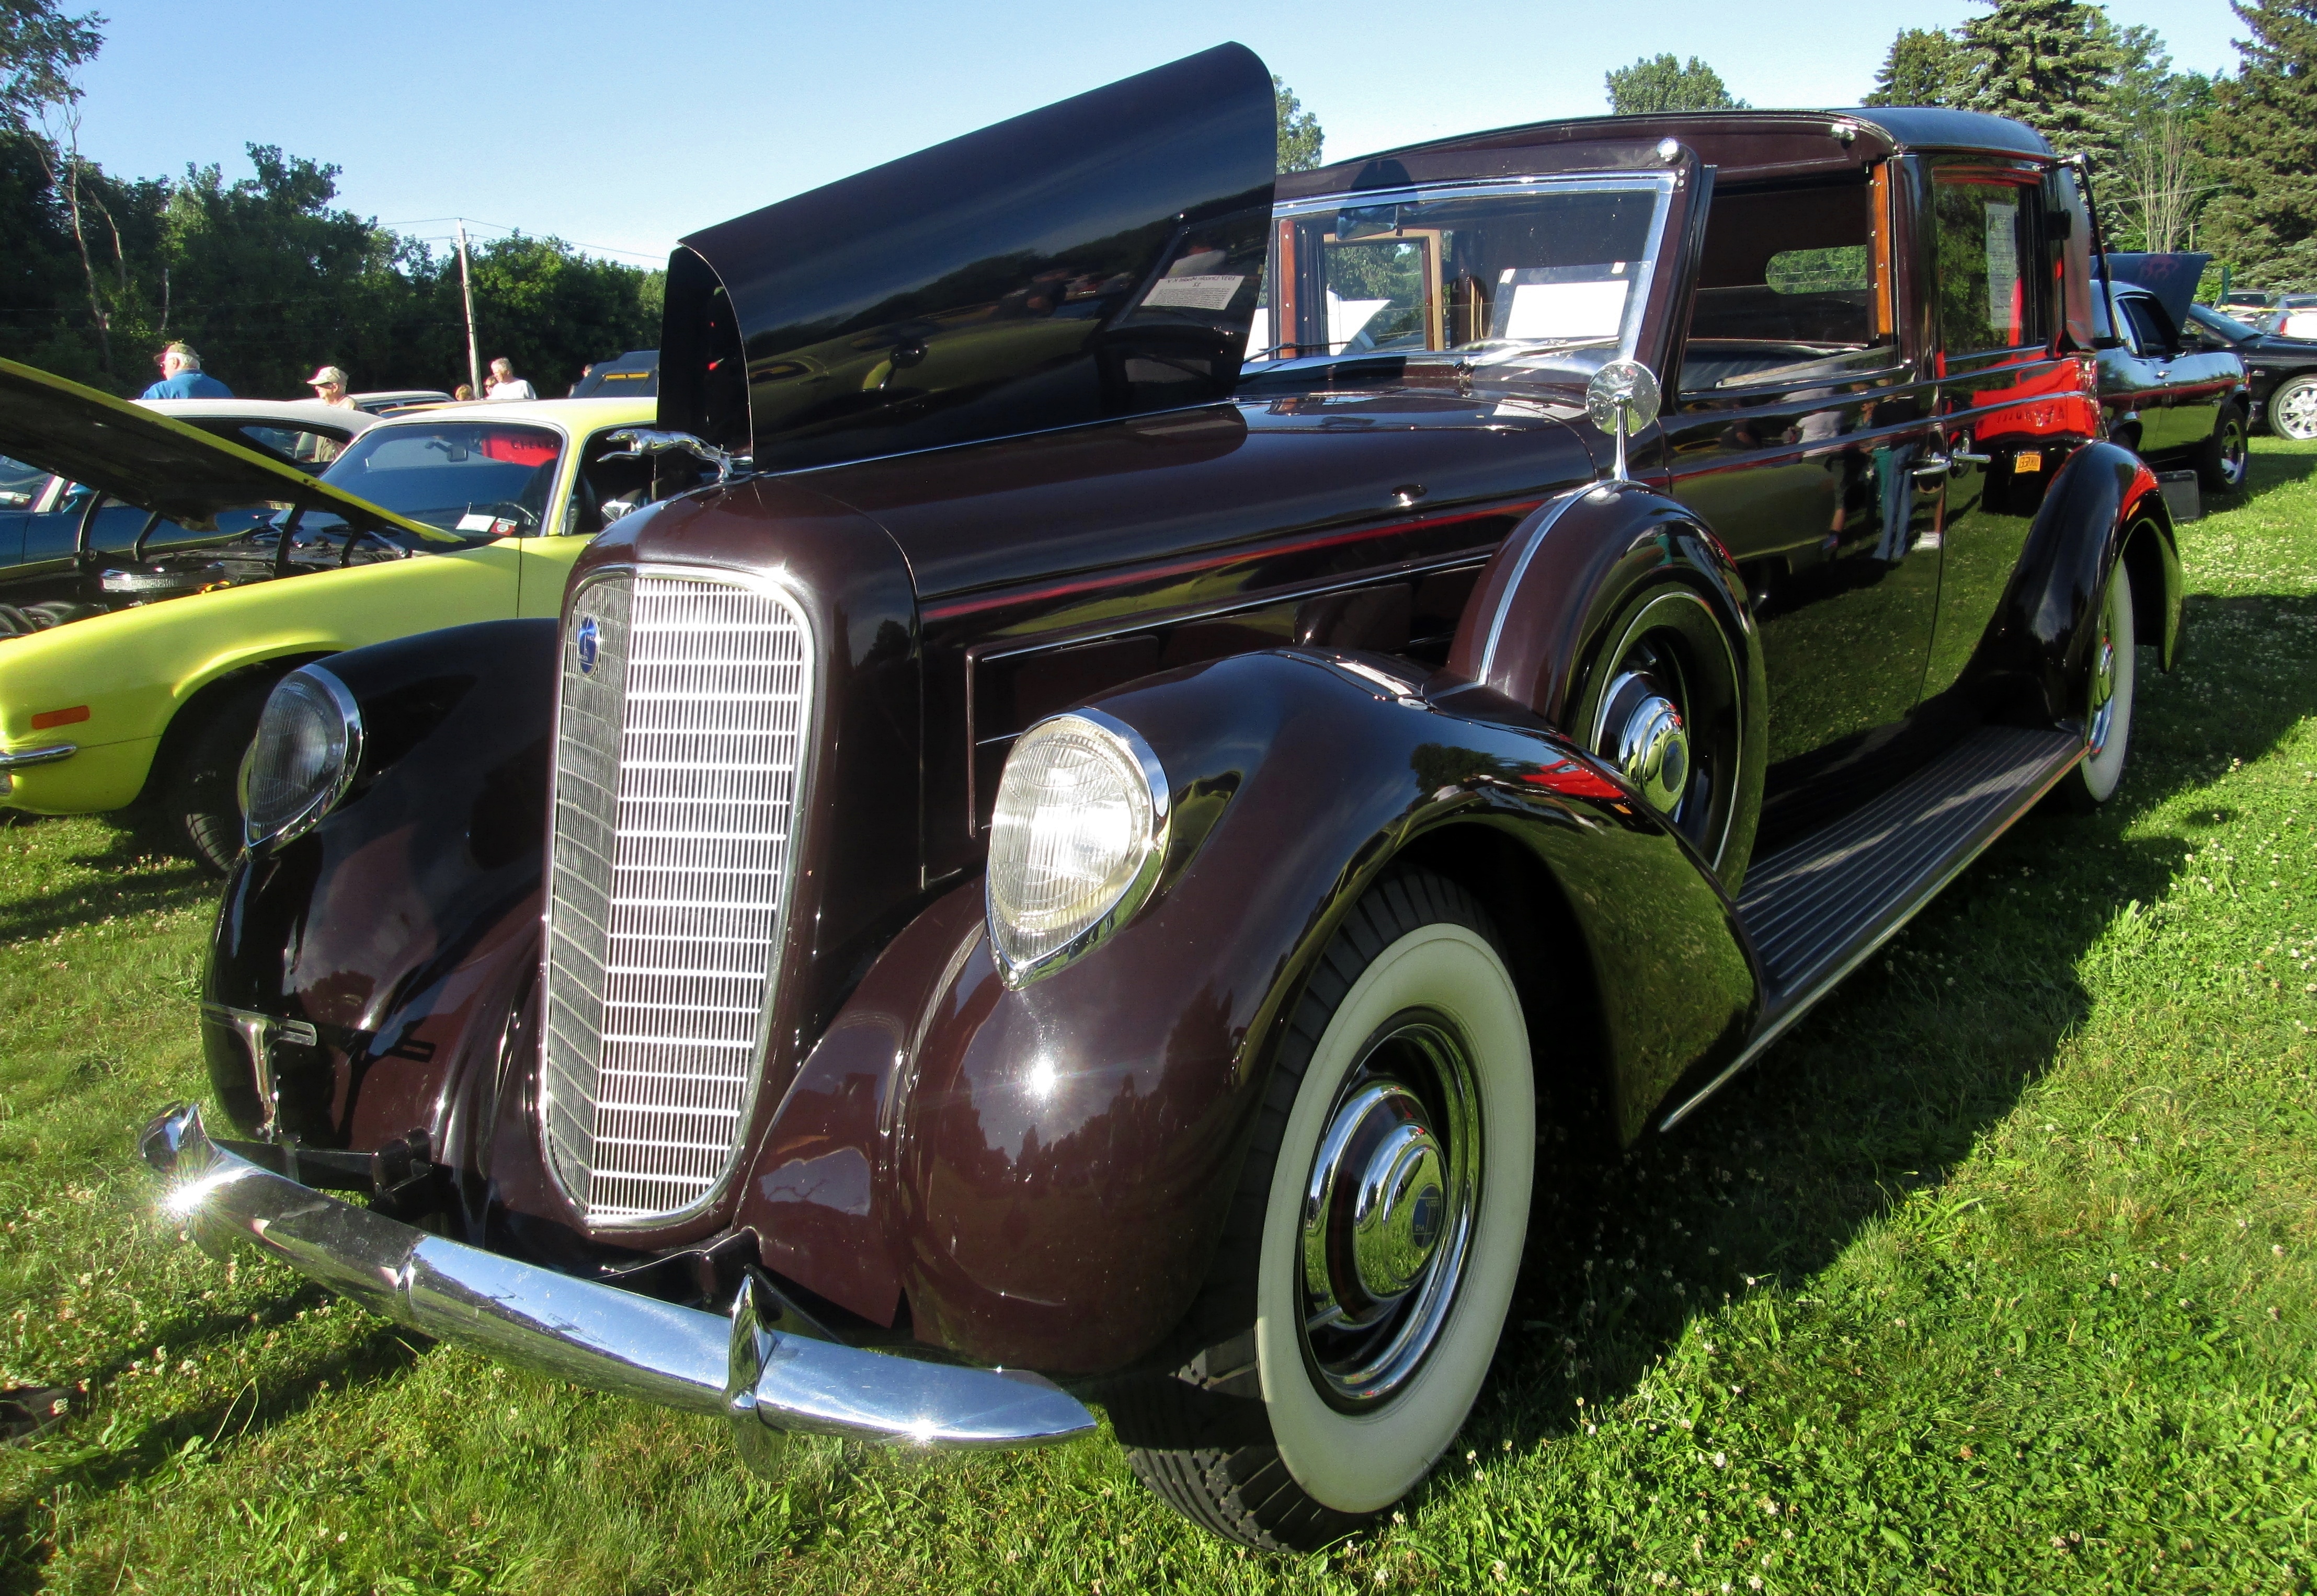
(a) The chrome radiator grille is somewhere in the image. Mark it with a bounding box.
[541,567,812,1226]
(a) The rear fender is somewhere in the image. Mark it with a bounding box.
[1442,481,1768,889]
[797,648,1758,1374]
[1972,440,2180,724]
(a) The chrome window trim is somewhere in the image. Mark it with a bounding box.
[538,560,818,1232]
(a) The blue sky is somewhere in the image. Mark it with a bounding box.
[62,0,2242,267]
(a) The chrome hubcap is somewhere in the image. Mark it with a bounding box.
[1299,1018,1479,1408]
[2088,603,2119,755]
[2280,385,2317,440]
[1603,669,1688,814]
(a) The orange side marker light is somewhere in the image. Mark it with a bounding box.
[30,705,89,731]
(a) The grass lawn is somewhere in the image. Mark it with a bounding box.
[2,449,2315,1595]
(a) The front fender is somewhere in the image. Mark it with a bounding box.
[789,648,1757,1374]
[204,618,558,1150]
[1975,440,2180,723]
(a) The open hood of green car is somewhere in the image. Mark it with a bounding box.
[0,357,446,539]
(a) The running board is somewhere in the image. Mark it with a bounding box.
[1658,724,2082,1131]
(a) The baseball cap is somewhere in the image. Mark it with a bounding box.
[307,365,348,387]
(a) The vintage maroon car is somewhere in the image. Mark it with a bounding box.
[144,46,2181,1549]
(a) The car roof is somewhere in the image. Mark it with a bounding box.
[364,395,659,433]
[136,397,380,432]
[1284,106,2053,202]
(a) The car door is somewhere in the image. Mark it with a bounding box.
[2163,303,2243,447]
[1664,162,1944,790]
[1923,161,2095,698]
[2095,290,2174,456]
[2118,293,2195,452]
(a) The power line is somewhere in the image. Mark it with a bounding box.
[377,215,667,265]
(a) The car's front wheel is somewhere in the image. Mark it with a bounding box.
[2198,404,2250,492]
[2269,375,2317,441]
[146,683,270,872]
[1114,868,1533,1550]
[2053,559,2137,811]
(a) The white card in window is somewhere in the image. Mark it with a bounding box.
[1503,279,1628,341]
[1984,201,2019,329]
[456,512,497,532]
[1327,291,1392,348]
[1143,274,1244,311]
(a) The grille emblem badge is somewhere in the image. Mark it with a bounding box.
[576,614,600,674]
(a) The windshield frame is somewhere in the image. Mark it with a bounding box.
[1247,173,1677,383]
[312,416,573,549]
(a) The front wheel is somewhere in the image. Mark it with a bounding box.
[146,683,271,872]
[2053,559,2137,811]
[1116,869,1534,1550]
[2269,376,2317,442]
[2198,405,2250,492]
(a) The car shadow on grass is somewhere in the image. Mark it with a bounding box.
[1462,583,2317,1487]
[0,814,210,946]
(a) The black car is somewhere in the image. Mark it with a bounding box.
[570,350,657,397]
[2092,252,2248,489]
[2170,300,2317,442]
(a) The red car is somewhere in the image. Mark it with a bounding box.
[146,48,2178,1548]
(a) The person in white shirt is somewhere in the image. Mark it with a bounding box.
[484,357,537,401]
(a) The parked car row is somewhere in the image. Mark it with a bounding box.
[81,55,2199,1551]
[0,368,662,864]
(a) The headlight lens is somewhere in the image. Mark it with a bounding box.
[240,667,362,847]
[985,710,1169,986]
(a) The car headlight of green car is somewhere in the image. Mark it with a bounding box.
[239,666,363,848]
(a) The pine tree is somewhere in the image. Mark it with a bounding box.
[1956,0,2117,154]
[1865,28,1965,107]
[2202,0,2317,289]
[1274,76,1323,174]
[1605,55,1748,114]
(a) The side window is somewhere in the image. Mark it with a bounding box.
[0,456,47,508]
[564,433,659,535]
[2121,297,2177,357]
[1679,178,1894,393]
[235,424,347,467]
[1931,174,2044,356]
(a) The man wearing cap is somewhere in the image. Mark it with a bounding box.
[307,366,357,409]
[140,343,232,399]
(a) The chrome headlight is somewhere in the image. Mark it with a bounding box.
[239,666,362,848]
[985,709,1170,986]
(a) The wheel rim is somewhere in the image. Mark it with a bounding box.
[1584,589,1742,868]
[2221,416,2249,486]
[1298,1014,1480,1410]
[2277,383,2317,441]
[2080,560,2136,800]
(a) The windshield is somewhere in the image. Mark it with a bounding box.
[316,421,563,539]
[1247,176,1673,387]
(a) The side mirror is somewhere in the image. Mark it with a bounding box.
[1585,360,1662,483]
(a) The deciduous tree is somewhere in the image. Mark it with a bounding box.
[1274,75,1322,174]
[1605,54,1746,114]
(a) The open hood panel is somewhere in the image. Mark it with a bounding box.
[0,358,430,535]
[2104,251,2211,330]
[660,43,1276,474]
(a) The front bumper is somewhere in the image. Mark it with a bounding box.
[139,1103,1097,1451]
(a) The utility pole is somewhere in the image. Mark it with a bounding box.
[456,221,482,397]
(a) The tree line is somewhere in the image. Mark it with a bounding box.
[0,3,660,399]
[1609,0,2314,293]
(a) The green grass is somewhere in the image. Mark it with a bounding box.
[4,449,2317,1594]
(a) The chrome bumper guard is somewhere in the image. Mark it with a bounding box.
[140,1103,1095,1451]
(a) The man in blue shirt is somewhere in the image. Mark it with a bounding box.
[139,342,232,399]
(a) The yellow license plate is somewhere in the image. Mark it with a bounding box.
[2015,451,2043,474]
